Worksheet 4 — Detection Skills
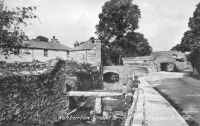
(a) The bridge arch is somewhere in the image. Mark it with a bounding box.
[102,66,122,74]
[103,72,119,83]
[102,65,149,90]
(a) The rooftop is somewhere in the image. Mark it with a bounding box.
[23,40,71,51]
[151,51,185,62]
[71,41,95,51]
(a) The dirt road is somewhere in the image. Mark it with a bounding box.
[147,72,200,125]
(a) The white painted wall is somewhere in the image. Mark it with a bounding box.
[0,49,69,63]
[70,49,101,66]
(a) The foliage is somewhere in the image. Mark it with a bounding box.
[35,36,49,42]
[0,1,36,56]
[73,37,95,47]
[110,32,152,63]
[172,2,200,75]
[66,60,101,90]
[0,60,68,126]
[0,60,100,126]
[171,2,200,52]
[89,37,95,43]
[73,41,80,47]
[96,0,152,65]
[0,62,47,73]
[188,3,200,33]
[188,48,200,75]
[96,0,140,43]
[101,46,113,66]
[171,44,181,51]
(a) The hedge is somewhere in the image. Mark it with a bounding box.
[0,60,101,126]
[0,61,48,73]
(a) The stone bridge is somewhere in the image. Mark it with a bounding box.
[103,65,149,90]
[103,65,149,77]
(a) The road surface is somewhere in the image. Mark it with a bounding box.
[147,72,200,125]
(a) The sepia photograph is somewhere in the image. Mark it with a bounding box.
[0,0,200,126]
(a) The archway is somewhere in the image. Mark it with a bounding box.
[103,72,119,83]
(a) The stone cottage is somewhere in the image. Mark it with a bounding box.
[70,40,101,66]
[0,36,71,63]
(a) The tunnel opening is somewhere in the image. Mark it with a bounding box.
[103,72,119,83]
[161,63,168,71]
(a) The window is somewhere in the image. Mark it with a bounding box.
[44,50,48,57]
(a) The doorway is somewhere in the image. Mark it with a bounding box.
[160,63,168,71]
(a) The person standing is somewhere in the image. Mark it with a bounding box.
[132,75,140,89]
[122,73,140,104]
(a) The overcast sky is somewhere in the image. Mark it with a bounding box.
[4,0,198,51]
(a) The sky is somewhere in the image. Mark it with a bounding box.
[4,0,198,51]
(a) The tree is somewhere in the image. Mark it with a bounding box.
[89,37,95,43]
[171,44,181,51]
[36,36,49,42]
[96,0,140,44]
[188,48,200,75]
[73,41,80,47]
[73,37,95,48]
[110,32,152,64]
[96,0,152,65]
[0,1,36,56]
[171,3,200,52]
[188,3,200,33]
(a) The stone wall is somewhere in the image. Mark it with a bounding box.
[0,61,48,73]
[70,41,101,67]
[103,65,149,90]
[148,62,159,72]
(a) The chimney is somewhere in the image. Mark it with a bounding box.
[50,36,59,43]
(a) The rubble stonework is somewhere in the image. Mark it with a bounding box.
[70,40,101,67]
[103,65,149,90]
[122,51,191,72]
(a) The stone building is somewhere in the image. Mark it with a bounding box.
[152,51,188,72]
[0,36,71,63]
[70,40,101,66]
[122,51,190,72]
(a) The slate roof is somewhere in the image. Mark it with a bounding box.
[151,51,185,62]
[23,40,71,51]
[71,41,95,51]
